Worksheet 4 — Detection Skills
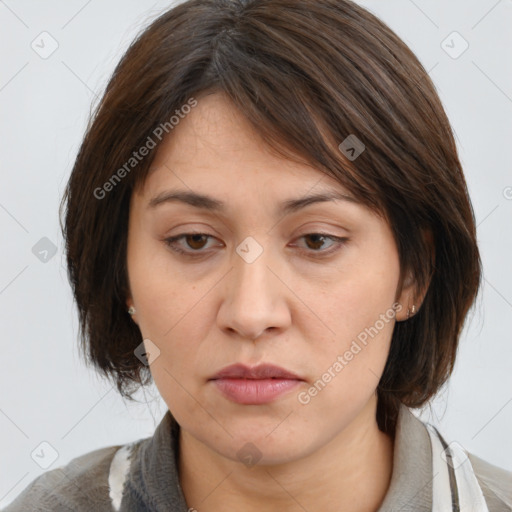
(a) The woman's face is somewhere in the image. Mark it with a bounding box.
[126,92,413,465]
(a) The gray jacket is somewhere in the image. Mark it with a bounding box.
[3,405,511,511]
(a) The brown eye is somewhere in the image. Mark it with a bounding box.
[293,233,348,258]
[184,234,209,250]
[303,234,330,250]
[164,232,347,260]
[164,232,219,257]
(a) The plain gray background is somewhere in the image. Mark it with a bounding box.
[1,0,511,507]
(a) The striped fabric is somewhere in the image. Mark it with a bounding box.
[427,424,490,511]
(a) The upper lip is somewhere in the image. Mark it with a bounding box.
[210,363,303,380]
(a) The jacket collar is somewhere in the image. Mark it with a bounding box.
[377,404,433,510]
[125,411,188,510]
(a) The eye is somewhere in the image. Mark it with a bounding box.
[163,232,348,258]
[292,233,348,256]
[164,232,219,256]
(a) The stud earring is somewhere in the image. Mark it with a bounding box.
[127,306,136,315]
[406,304,416,320]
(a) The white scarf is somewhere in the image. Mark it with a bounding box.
[427,424,490,511]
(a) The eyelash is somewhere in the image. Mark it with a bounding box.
[163,232,348,259]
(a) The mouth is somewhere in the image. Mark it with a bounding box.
[209,363,304,405]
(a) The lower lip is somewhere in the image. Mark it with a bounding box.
[211,378,302,404]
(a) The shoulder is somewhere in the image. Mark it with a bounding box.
[2,443,132,512]
[392,406,511,511]
[468,452,512,511]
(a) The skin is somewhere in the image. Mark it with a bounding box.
[125,91,420,512]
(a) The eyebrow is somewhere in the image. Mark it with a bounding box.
[147,189,359,216]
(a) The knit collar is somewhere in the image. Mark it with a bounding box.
[124,410,187,510]
[125,404,433,511]
[377,404,433,510]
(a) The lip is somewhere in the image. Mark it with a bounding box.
[210,363,303,380]
[209,363,304,405]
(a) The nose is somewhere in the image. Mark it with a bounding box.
[216,243,291,341]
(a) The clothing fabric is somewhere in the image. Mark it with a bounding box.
[3,405,511,511]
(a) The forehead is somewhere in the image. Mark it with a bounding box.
[138,92,350,201]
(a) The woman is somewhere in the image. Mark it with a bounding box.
[5,0,511,510]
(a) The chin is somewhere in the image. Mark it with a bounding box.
[200,419,317,466]
[218,437,312,468]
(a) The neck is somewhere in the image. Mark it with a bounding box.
[178,396,394,512]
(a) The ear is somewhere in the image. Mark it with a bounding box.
[395,230,434,322]
[395,269,420,322]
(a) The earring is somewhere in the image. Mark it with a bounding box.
[127,306,136,315]
[406,304,416,320]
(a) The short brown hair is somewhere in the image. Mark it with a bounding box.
[60,0,481,433]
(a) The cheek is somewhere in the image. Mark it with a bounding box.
[135,286,218,411]
[309,249,399,334]
[295,288,397,429]
[128,235,205,335]
[126,232,222,389]
[301,238,400,388]
[143,317,210,426]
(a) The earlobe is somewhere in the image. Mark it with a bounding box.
[126,300,138,324]
[396,267,431,322]
[395,301,418,322]
[395,269,420,322]
[406,303,417,320]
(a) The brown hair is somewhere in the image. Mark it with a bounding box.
[60,0,481,434]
